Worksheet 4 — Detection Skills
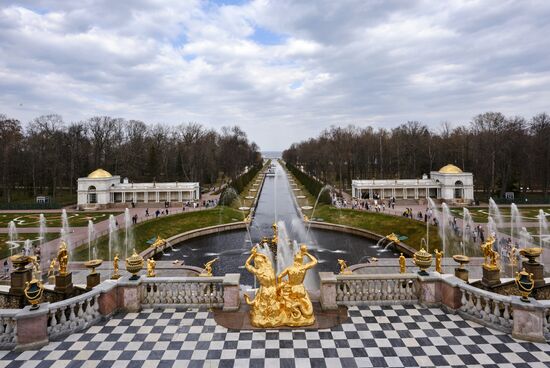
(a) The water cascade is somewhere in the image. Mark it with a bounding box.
[439,203,453,270]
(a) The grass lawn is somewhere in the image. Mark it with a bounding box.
[0,233,59,259]
[0,212,123,228]
[449,206,550,223]
[0,189,76,207]
[281,163,441,252]
[309,205,440,252]
[72,206,246,261]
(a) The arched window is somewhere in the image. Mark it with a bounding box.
[454,180,463,199]
[88,186,97,204]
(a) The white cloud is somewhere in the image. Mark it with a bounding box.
[1,0,550,150]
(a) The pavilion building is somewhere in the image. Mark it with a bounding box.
[77,169,200,210]
[351,164,474,204]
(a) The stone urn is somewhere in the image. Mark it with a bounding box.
[10,255,33,271]
[84,259,103,274]
[125,250,144,280]
[519,247,542,264]
[413,247,432,276]
[452,255,470,282]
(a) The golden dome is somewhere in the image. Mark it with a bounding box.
[87,169,113,179]
[439,164,463,174]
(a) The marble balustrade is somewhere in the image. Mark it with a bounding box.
[0,310,18,349]
[335,273,419,305]
[141,277,225,308]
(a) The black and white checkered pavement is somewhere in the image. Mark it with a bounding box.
[1,305,549,368]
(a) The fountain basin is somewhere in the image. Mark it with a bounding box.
[238,206,251,211]
[302,206,313,210]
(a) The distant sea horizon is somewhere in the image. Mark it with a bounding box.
[262,151,282,159]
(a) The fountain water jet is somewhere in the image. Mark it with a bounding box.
[88,220,96,261]
[462,208,475,256]
[108,215,118,276]
[124,208,135,259]
[8,221,18,256]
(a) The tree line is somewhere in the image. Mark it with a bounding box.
[0,114,262,203]
[282,112,550,200]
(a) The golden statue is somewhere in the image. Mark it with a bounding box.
[508,245,518,266]
[481,236,499,270]
[147,258,156,277]
[386,233,400,244]
[111,253,121,279]
[434,249,443,273]
[399,253,406,273]
[277,244,317,327]
[31,256,41,280]
[271,223,278,245]
[200,258,218,276]
[303,215,309,222]
[57,240,69,276]
[338,259,352,274]
[48,259,56,284]
[152,235,166,249]
[244,247,285,327]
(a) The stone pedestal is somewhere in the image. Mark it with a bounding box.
[86,273,100,290]
[454,268,468,282]
[15,303,49,351]
[10,268,32,296]
[481,266,501,288]
[522,261,544,288]
[118,277,142,313]
[512,298,546,343]
[55,272,74,294]
[222,273,241,312]
[319,272,338,310]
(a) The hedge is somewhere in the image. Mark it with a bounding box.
[285,162,331,205]
[219,162,266,206]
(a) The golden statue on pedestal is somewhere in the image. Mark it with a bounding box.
[244,248,285,327]
[338,259,352,274]
[434,249,443,273]
[111,254,121,279]
[481,236,500,270]
[147,258,156,277]
[244,244,317,328]
[57,240,69,276]
[48,259,56,283]
[152,236,166,249]
[399,253,406,273]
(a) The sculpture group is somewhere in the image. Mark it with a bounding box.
[244,244,317,328]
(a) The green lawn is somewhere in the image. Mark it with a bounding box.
[449,206,550,223]
[281,164,442,253]
[71,206,246,261]
[0,233,59,259]
[309,205,441,252]
[0,189,76,207]
[0,212,122,228]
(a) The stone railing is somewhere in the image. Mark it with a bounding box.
[47,288,102,340]
[320,271,549,343]
[1,273,240,351]
[457,282,513,333]
[335,274,418,305]
[141,277,225,308]
[0,310,18,349]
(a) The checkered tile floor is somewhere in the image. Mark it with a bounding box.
[1,305,549,368]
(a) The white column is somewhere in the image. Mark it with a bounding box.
[156,192,159,202]
[414,188,418,199]
[122,192,126,203]
[178,191,182,202]
[144,192,148,203]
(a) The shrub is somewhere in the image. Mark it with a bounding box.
[286,162,331,204]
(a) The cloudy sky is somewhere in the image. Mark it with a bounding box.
[1,0,550,150]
